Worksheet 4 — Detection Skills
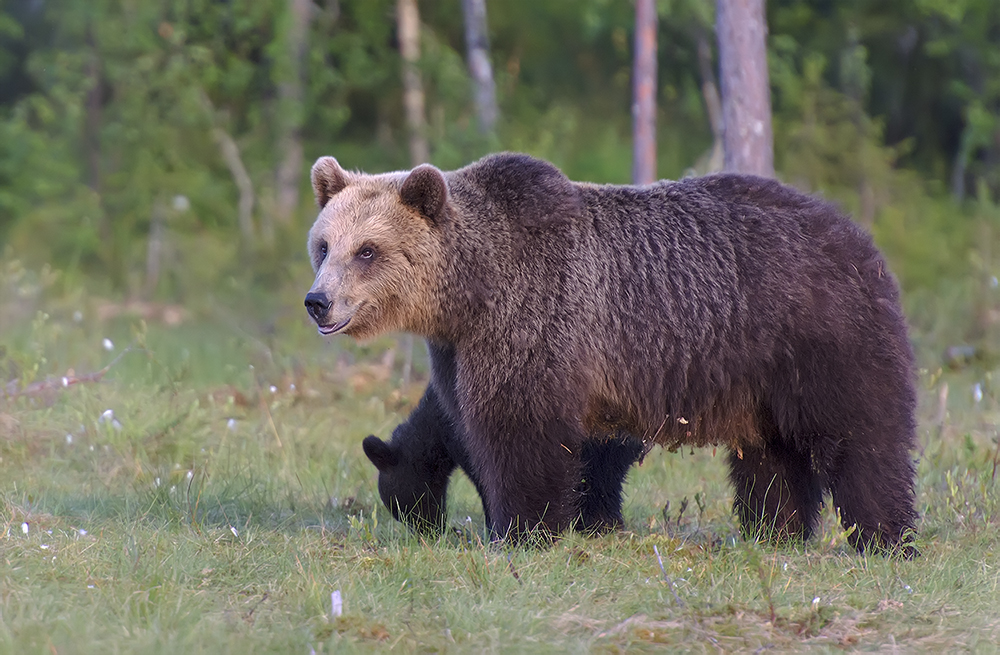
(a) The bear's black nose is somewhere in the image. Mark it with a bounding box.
[304,292,332,322]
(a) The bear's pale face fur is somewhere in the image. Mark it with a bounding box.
[306,157,446,340]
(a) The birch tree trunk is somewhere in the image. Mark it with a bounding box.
[398,0,429,167]
[462,0,498,135]
[632,0,658,185]
[397,0,430,385]
[213,126,256,244]
[274,0,313,231]
[199,90,256,245]
[144,200,166,298]
[716,0,774,177]
[85,26,102,194]
[696,30,724,173]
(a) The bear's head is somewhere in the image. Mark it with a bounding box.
[305,157,448,340]
[362,435,449,534]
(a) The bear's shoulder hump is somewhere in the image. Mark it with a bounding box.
[451,152,582,229]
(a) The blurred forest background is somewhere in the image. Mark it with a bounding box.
[1,0,999,357]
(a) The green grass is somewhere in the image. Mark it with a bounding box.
[2,303,1000,653]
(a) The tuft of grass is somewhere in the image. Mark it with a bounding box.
[2,302,1000,652]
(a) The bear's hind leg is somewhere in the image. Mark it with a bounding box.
[827,440,918,557]
[728,438,823,544]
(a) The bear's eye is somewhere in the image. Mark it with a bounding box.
[318,242,328,260]
[357,246,375,261]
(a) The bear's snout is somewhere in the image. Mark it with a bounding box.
[304,292,332,323]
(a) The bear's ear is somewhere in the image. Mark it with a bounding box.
[400,164,447,222]
[311,156,350,208]
[363,435,398,471]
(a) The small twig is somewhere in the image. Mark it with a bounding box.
[3,346,140,398]
[933,383,949,448]
[755,557,777,624]
[243,592,268,622]
[676,496,689,528]
[990,433,1000,484]
[653,545,683,607]
[506,552,522,584]
[250,367,283,449]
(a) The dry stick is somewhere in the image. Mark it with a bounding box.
[251,371,284,449]
[653,545,683,607]
[990,430,1000,484]
[934,383,949,444]
[755,556,777,624]
[3,346,140,398]
[243,592,269,622]
[640,414,670,460]
[506,552,523,584]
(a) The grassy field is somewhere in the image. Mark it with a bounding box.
[2,288,1000,653]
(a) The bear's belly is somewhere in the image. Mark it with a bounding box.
[582,386,763,451]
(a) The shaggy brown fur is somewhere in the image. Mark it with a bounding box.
[305,153,918,555]
[361,341,645,534]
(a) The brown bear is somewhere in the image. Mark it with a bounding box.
[304,152,918,555]
[361,342,645,534]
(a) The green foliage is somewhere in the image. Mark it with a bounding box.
[3,4,1000,650]
[0,0,997,303]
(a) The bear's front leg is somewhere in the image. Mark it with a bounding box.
[464,412,584,544]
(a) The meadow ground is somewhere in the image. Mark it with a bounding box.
[1,293,999,654]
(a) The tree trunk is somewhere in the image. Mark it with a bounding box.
[398,0,429,167]
[145,200,166,298]
[213,126,257,244]
[85,25,102,194]
[274,0,313,228]
[199,90,256,244]
[397,0,430,385]
[717,0,774,177]
[462,0,498,135]
[632,0,657,185]
[696,30,724,173]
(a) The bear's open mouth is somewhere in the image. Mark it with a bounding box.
[317,317,351,335]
